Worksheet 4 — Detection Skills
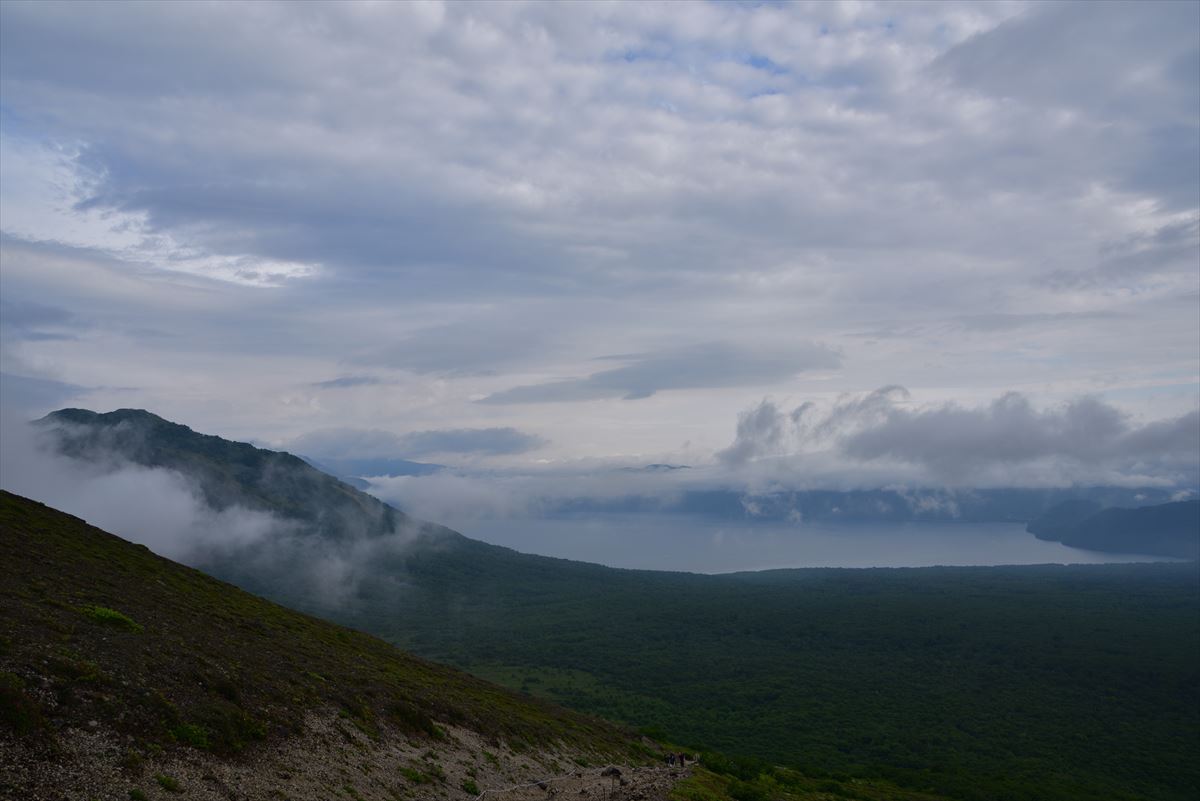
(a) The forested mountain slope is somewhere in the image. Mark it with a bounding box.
[1029,499,1199,558]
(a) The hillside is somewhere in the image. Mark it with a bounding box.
[1029,499,1200,558]
[0,491,965,801]
[0,491,661,800]
[24,409,1200,801]
[40,408,415,541]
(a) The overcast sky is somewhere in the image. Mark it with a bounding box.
[1,0,1197,488]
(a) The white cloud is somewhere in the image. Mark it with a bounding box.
[0,0,1195,465]
[718,388,1200,488]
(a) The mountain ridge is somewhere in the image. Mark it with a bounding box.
[1028,498,1200,558]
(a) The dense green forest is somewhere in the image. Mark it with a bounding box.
[361,549,1199,801]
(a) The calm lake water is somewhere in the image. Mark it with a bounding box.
[457,514,1177,573]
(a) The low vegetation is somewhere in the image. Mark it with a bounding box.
[0,491,641,766]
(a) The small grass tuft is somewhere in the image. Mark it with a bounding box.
[80,605,143,633]
[154,774,182,793]
[461,779,480,795]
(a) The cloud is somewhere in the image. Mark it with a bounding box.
[363,461,696,526]
[310,375,382,389]
[396,427,545,456]
[0,412,423,610]
[0,371,87,415]
[287,425,546,460]
[718,388,1200,487]
[481,342,841,403]
[934,0,1199,209]
[0,298,80,340]
[0,412,284,563]
[367,318,552,376]
[0,1,1195,465]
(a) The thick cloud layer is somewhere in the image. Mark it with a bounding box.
[0,1,1196,466]
[719,388,1200,488]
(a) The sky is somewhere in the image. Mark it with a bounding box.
[1,0,1198,498]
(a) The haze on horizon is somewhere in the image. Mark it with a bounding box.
[1,0,1198,516]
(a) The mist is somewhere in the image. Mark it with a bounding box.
[0,411,419,611]
[0,411,285,560]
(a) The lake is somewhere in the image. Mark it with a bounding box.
[457,514,1179,573]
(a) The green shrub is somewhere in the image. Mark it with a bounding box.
[386,700,437,736]
[727,779,769,801]
[128,790,148,801]
[80,605,143,633]
[399,767,426,784]
[170,722,209,749]
[461,779,480,795]
[155,774,182,793]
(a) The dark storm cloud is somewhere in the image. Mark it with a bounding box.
[480,343,842,404]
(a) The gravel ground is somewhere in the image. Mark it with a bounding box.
[0,708,684,801]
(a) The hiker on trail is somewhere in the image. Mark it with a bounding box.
[678,753,687,767]
[667,753,675,767]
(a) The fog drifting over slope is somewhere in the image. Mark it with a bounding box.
[0,410,425,609]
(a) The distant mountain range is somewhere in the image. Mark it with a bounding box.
[1029,499,1199,559]
[544,485,1182,524]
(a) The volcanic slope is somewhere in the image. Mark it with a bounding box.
[0,490,667,801]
